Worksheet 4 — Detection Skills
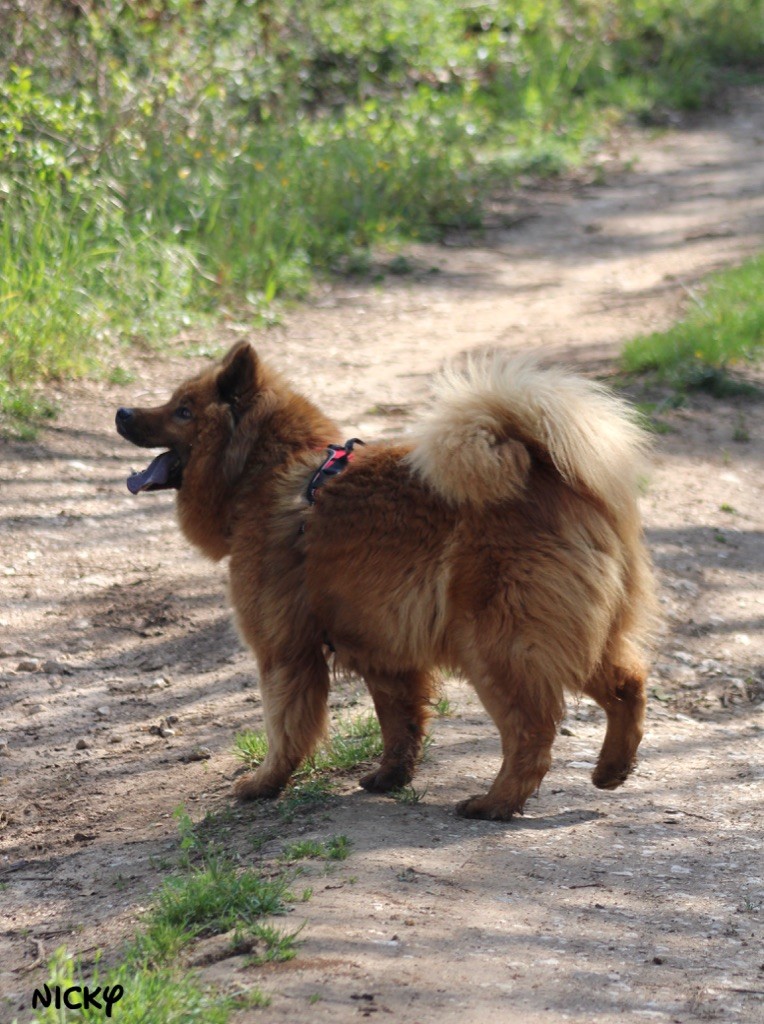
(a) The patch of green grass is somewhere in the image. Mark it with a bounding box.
[0,380,57,439]
[233,730,270,767]
[282,839,326,861]
[139,859,290,959]
[622,254,764,390]
[391,786,427,806]
[108,366,136,385]
[246,922,302,965]
[27,810,290,1023]
[279,777,337,818]
[173,804,207,868]
[230,988,272,1010]
[282,834,351,862]
[434,695,454,717]
[282,835,352,863]
[732,415,751,442]
[28,947,235,1023]
[0,189,199,389]
[308,712,384,774]
[634,402,673,435]
[326,834,352,861]
[236,712,383,778]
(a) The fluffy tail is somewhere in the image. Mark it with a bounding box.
[406,353,649,523]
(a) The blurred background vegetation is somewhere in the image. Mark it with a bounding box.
[1,0,763,429]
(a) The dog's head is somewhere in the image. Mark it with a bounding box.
[115,341,259,494]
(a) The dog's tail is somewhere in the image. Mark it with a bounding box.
[406,352,649,524]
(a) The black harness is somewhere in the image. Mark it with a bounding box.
[305,438,365,505]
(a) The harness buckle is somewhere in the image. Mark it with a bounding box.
[305,438,365,506]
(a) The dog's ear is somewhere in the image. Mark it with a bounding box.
[217,342,258,414]
[218,343,259,484]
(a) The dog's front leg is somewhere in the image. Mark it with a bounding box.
[233,650,329,801]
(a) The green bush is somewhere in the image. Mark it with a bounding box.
[1,0,763,428]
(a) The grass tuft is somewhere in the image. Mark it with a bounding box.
[622,254,764,391]
[308,712,384,774]
[235,712,384,778]
[29,947,234,1023]
[392,786,427,806]
[233,730,270,767]
[27,808,290,1023]
[246,922,302,966]
[282,834,352,863]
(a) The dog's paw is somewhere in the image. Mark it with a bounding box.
[232,772,283,802]
[359,764,413,793]
[454,794,518,821]
[591,759,635,790]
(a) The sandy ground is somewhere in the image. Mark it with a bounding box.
[1,89,763,1023]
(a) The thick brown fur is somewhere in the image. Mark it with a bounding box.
[116,343,655,820]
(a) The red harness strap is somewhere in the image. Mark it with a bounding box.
[305,438,365,505]
[303,438,365,653]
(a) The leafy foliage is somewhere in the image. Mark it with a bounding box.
[1,0,763,428]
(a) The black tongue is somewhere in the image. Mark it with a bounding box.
[127,451,179,494]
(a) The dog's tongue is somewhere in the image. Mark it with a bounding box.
[127,452,177,494]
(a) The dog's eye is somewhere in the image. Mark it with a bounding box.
[174,406,193,421]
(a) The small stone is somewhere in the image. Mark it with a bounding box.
[182,746,212,762]
[699,659,724,676]
[109,734,123,744]
[671,650,694,665]
[16,659,41,672]
[166,714,180,726]
[159,726,176,738]
[560,725,575,736]
[96,706,110,718]
[76,737,93,750]
[0,738,10,757]
[676,669,699,688]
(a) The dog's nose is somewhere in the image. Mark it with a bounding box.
[115,407,135,436]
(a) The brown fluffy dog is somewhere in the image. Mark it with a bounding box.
[116,343,654,820]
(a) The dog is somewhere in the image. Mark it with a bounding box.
[116,343,654,819]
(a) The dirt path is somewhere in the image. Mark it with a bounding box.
[2,91,763,1024]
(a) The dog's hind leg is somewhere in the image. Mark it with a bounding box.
[585,643,647,790]
[456,669,564,821]
[233,650,330,802]
[359,670,434,793]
